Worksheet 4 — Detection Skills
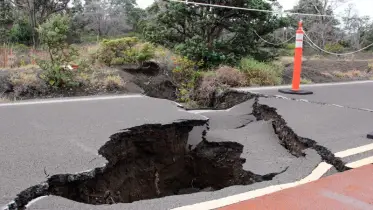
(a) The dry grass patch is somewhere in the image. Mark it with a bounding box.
[102,75,126,91]
[194,73,227,107]
[90,68,127,91]
[238,58,283,86]
[216,66,246,87]
[300,78,313,84]
[10,71,40,86]
[332,71,345,78]
[0,64,39,71]
[332,70,363,78]
[0,97,9,103]
[9,70,48,97]
[345,70,362,78]
[320,72,333,78]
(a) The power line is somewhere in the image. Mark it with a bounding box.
[253,30,295,46]
[168,0,335,17]
[303,30,373,56]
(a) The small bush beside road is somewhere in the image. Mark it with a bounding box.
[239,58,283,86]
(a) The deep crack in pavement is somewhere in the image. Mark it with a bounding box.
[252,97,350,172]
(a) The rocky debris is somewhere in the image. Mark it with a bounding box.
[5,119,286,210]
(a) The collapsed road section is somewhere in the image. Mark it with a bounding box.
[5,118,286,210]
[3,92,358,210]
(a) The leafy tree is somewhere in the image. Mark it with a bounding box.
[71,0,84,15]
[11,0,70,46]
[111,0,146,31]
[37,14,78,88]
[341,4,372,50]
[289,0,342,47]
[141,0,289,67]
[9,18,33,45]
[82,0,133,39]
[67,0,86,43]
[0,0,14,43]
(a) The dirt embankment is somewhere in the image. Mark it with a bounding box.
[0,61,178,101]
[282,59,373,84]
[2,58,373,104]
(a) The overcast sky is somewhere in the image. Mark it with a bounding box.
[136,0,373,17]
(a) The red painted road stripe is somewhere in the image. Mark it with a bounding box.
[220,165,373,210]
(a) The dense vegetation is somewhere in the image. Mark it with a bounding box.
[1,0,373,105]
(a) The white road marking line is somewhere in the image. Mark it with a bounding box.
[346,156,373,168]
[172,162,332,210]
[297,162,333,184]
[0,94,144,107]
[321,190,373,209]
[189,109,232,114]
[173,142,373,210]
[335,143,373,158]
[233,80,373,92]
[25,196,48,208]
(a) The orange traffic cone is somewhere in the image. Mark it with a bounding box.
[279,21,313,95]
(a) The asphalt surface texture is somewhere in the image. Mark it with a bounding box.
[1,81,373,210]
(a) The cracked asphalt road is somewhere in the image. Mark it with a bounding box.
[1,81,373,210]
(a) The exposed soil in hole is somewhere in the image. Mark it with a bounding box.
[252,97,350,172]
[6,119,286,210]
[184,90,256,110]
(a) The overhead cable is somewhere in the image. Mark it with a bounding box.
[168,0,335,17]
[253,30,295,46]
[303,30,373,56]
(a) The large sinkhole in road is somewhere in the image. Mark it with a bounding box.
[46,120,283,205]
[9,119,285,209]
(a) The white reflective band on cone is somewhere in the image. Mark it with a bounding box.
[296,33,304,40]
[296,40,303,48]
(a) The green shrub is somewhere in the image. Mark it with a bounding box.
[238,58,283,86]
[171,56,203,102]
[324,43,344,53]
[279,43,295,56]
[12,44,29,54]
[285,43,295,50]
[37,61,78,87]
[300,78,313,84]
[37,14,78,88]
[9,20,33,45]
[98,37,155,66]
[368,62,373,72]
[153,46,177,73]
